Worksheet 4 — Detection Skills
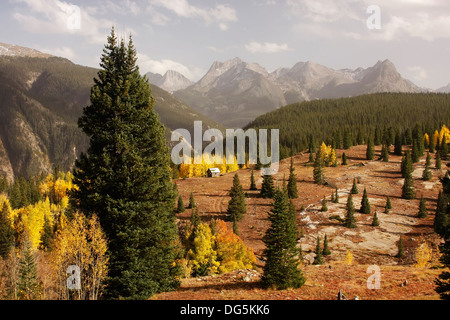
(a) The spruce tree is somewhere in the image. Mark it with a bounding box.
[17,242,42,300]
[227,173,246,222]
[402,170,415,200]
[441,134,448,160]
[188,192,196,209]
[322,234,331,256]
[371,212,380,227]
[344,193,357,228]
[366,137,374,160]
[422,153,432,181]
[351,178,359,195]
[262,189,305,289]
[313,236,324,265]
[287,157,299,199]
[385,196,392,213]
[394,131,403,156]
[0,202,14,259]
[436,230,450,300]
[436,152,442,169]
[313,149,325,185]
[360,188,371,214]
[70,29,180,299]
[380,144,389,162]
[260,174,275,199]
[321,197,328,212]
[177,195,185,213]
[417,194,428,218]
[250,169,257,191]
[334,188,339,203]
[434,191,448,236]
[342,152,348,165]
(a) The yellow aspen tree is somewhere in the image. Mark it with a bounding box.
[433,130,440,147]
[439,125,450,145]
[215,220,256,273]
[187,222,219,276]
[414,238,433,269]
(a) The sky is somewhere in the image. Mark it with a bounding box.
[1,0,449,89]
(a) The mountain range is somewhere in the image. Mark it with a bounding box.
[0,43,222,182]
[170,58,423,127]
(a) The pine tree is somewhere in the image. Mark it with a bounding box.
[412,140,420,163]
[360,188,371,214]
[351,178,359,195]
[260,174,275,199]
[262,189,305,289]
[313,149,325,185]
[344,193,357,228]
[429,133,436,153]
[188,192,196,209]
[227,174,246,222]
[366,137,374,160]
[70,29,180,299]
[321,197,328,212]
[385,196,392,213]
[394,131,403,156]
[402,170,415,200]
[422,153,432,181]
[434,191,448,236]
[313,236,324,265]
[436,231,450,300]
[436,152,442,169]
[190,207,201,228]
[287,157,299,199]
[342,152,348,165]
[374,126,381,146]
[333,188,339,203]
[17,242,42,300]
[441,134,448,160]
[249,169,257,191]
[401,151,413,179]
[371,212,380,227]
[0,202,14,259]
[417,194,428,218]
[177,195,186,213]
[322,234,331,256]
[380,144,389,162]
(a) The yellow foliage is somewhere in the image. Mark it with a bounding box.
[414,238,433,269]
[39,172,75,204]
[423,133,430,146]
[215,220,256,273]
[187,222,219,276]
[50,212,108,300]
[433,130,440,147]
[439,125,450,144]
[179,153,239,179]
[320,142,337,167]
[345,250,353,265]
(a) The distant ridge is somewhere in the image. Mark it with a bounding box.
[0,42,52,58]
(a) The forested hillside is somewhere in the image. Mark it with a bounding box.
[245,93,450,159]
[0,56,222,182]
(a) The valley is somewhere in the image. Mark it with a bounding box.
[154,145,446,300]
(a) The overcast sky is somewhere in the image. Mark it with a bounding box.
[1,0,449,89]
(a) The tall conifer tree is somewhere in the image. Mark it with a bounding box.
[71,29,180,299]
[262,189,305,289]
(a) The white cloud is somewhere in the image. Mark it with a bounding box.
[407,66,428,82]
[149,0,237,30]
[287,0,450,42]
[137,53,205,81]
[39,46,77,60]
[245,41,291,54]
[11,0,113,44]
